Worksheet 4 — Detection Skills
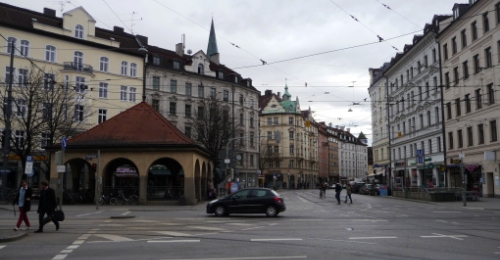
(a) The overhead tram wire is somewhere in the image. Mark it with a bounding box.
[101,0,131,33]
[374,0,421,29]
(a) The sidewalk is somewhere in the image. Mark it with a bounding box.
[382,195,500,210]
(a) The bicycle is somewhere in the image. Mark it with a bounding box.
[98,193,116,205]
[111,190,138,205]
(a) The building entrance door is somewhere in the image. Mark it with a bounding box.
[486,172,494,197]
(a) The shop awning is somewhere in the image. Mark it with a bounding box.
[114,172,138,178]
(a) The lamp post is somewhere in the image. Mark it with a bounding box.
[138,47,148,102]
[1,41,14,202]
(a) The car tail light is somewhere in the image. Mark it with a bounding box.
[273,197,283,203]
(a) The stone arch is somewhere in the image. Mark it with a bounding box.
[102,158,140,200]
[146,157,184,201]
[63,158,94,204]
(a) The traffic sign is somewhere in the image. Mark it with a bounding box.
[417,149,423,157]
[417,156,423,164]
[25,155,33,174]
[62,136,67,150]
[57,165,66,173]
[428,163,434,169]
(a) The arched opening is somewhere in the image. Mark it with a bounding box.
[63,158,95,204]
[103,158,139,200]
[289,175,295,189]
[146,158,184,201]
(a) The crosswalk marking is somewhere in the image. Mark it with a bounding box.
[93,234,134,242]
[189,226,226,231]
[251,238,302,242]
[0,245,6,250]
[98,224,124,227]
[148,240,200,243]
[52,254,67,260]
[154,231,192,237]
[227,223,253,226]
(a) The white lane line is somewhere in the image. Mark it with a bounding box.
[346,228,353,231]
[228,223,253,226]
[297,196,308,203]
[352,219,388,222]
[72,240,85,245]
[75,211,103,217]
[0,245,6,249]
[189,226,226,231]
[66,245,79,250]
[93,234,134,242]
[98,224,124,227]
[121,211,131,216]
[60,250,73,254]
[78,234,91,240]
[242,226,266,231]
[349,236,397,240]
[154,231,192,237]
[161,256,307,260]
[133,220,157,222]
[251,238,303,242]
[432,211,461,214]
[52,255,67,260]
[313,238,376,245]
[494,252,500,254]
[420,233,468,240]
[148,240,200,243]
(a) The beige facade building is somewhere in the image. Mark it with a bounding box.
[438,0,500,197]
[259,88,319,189]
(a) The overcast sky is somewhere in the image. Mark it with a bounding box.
[4,0,462,143]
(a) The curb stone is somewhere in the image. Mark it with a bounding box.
[0,232,27,242]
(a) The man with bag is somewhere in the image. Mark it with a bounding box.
[35,180,59,233]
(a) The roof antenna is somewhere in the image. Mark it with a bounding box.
[130,11,142,34]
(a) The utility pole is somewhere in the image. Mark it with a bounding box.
[1,41,15,202]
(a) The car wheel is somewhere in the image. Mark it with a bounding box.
[265,205,278,217]
[214,206,226,217]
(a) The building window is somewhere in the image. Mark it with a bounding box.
[130,63,137,77]
[20,40,29,57]
[99,82,108,98]
[98,109,107,124]
[74,51,83,70]
[185,104,191,118]
[6,37,16,54]
[153,55,160,66]
[446,102,452,120]
[152,99,159,112]
[491,120,498,142]
[452,37,457,54]
[488,83,495,104]
[445,72,450,88]
[250,98,254,108]
[197,106,204,118]
[239,113,244,125]
[250,154,254,166]
[169,102,176,115]
[458,129,463,148]
[289,131,294,139]
[198,64,204,74]
[100,57,109,72]
[290,145,294,154]
[437,137,442,152]
[443,44,448,60]
[427,111,431,126]
[273,117,278,125]
[455,98,461,116]
[171,80,177,93]
[40,132,49,148]
[476,89,482,109]
[75,76,86,94]
[120,86,127,101]
[467,126,473,146]
[15,130,25,146]
[267,131,272,140]
[250,117,254,128]
[198,85,204,97]
[42,72,54,90]
[185,83,192,96]
[223,90,229,101]
[45,45,56,62]
[18,68,28,87]
[129,87,136,102]
[483,12,490,33]
[453,67,459,85]
[173,61,180,70]
[121,61,128,75]
[267,118,272,126]
[472,21,478,41]
[75,25,84,38]
[418,87,422,101]
[273,146,279,154]
[432,48,437,62]
[426,82,430,98]
[74,105,84,122]
[424,55,428,67]
[239,95,244,105]
[152,76,160,90]
[485,47,492,68]
[209,87,216,98]
[461,29,467,49]
[185,127,191,137]
[465,94,471,113]
[478,124,485,144]
[473,54,480,73]
[463,60,469,79]
[419,114,424,129]
[448,132,454,149]
[249,133,254,146]
[496,2,500,24]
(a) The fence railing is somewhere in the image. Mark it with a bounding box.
[147,186,184,200]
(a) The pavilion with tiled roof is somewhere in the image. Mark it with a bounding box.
[47,102,212,205]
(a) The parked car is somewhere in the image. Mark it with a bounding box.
[206,188,286,217]
[359,184,378,195]
[351,182,365,193]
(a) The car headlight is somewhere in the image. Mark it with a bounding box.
[209,199,219,204]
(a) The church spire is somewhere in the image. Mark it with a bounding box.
[207,18,219,57]
[282,78,291,100]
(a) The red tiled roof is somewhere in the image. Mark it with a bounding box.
[66,102,197,148]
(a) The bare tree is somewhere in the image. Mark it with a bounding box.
[0,65,87,177]
[188,98,243,185]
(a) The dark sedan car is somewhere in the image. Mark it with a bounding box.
[206,188,285,217]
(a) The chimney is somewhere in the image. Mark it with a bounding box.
[175,43,184,56]
[113,26,124,34]
[329,123,332,127]
[136,35,148,45]
[210,53,220,65]
[265,90,272,97]
[277,92,281,97]
[346,128,350,132]
[43,8,56,17]
[335,125,339,128]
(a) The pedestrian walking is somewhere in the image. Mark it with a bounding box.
[334,183,342,204]
[344,184,353,204]
[35,180,59,233]
[13,180,32,231]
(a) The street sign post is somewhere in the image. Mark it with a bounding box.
[25,155,34,174]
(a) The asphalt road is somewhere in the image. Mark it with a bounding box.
[1,190,500,260]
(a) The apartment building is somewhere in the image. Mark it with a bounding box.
[438,0,500,197]
[337,127,368,182]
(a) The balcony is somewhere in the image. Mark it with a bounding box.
[63,62,93,74]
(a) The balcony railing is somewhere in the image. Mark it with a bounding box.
[63,62,93,74]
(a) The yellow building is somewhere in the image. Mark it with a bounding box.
[0,3,145,189]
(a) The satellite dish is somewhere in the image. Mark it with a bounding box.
[187,49,192,54]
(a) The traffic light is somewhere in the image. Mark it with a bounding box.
[91,163,97,170]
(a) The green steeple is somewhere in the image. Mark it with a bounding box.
[207,18,219,57]
[282,79,291,100]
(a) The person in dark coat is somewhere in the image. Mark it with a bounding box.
[13,180,33,231]
[334,183,342,204]
[35,180,59,233]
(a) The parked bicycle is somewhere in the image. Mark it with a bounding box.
[98,193,116,205]
[63,189,82,204]
[111,190,138,205]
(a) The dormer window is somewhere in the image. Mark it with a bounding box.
[198,64,204,75]
[218,71,224,79]
[153,55,160,66]
[173,61,180,70]
[453,8,459,20]
[234,77,238,83]
[75,25,84,39]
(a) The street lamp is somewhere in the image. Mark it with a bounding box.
[138,47,148,102]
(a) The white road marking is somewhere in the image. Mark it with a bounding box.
[148,240,200,243]
[297,196,308,203]
[154,231,192,237]
[346,228,353,230]
[228,223,253,226]
[314,238,376,245]
[98,224,124,227]
[66,245,79,250]
[78,234,91,240]
[251,238,303,241]
[349,236,397,240]
[75,211,103,217]
[242,226,266,230]
[432,211,461,214]
[420,233,468,240]
[93,234,134,242]
[352,219,387,222]
[52,254,67,260]
[60,250,73,254]
[360,203,372,212]
[72,240,85,245]
[494,252,500,254]
[162,256,307,260]
[189,226,226,231]
[0,245,6,249]
[133,220,157,222]
[451,222,459,225]
[121,211,131,216]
